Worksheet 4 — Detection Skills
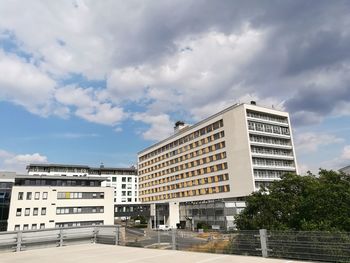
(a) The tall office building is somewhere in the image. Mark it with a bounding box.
[27,164,138,204]
[137,102,298,229]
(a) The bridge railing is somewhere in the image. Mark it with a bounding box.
[0,225,121,252]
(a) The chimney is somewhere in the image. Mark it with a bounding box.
[174,121,186,133]
[250,101,256,105]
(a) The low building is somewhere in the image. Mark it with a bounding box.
[7,174,114,231]
[0,172,15,231]
[27,164,138,205]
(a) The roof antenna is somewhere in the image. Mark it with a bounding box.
[100,162,104,168]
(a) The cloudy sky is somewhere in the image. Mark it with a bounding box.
[0,0,350,173]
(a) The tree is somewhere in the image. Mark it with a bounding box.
[235,170,350,231]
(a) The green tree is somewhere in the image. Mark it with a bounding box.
[235,170,350,231]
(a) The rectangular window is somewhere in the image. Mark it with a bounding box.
[40,223,45,229]
[41,207,46,215]
[26,192,32,200]
[23,224,29,231]
[112,177,117,182]
[16,208,22,216]
[34,192,40,200]
[14,225,20,231]
[18,192,23,200]
[33,208,38,216]
[42,192,48,200]
[32,224,37,230]
[25,208,30,216]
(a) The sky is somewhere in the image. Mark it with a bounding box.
[0,0,350,173]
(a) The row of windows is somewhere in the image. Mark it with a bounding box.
[90,170,136,175]
[246,110,288,124]
[56,206,104,215]
[18,179,101,187]
[252,158,295,167]
[139,120,224,162]
[255,181,271,190]
[29,167,89,173]
[110,177,137,182]
[254,170,286,178]
[251,146,293,156]
[250,135,291,146]
[248,121,290,136]
[16,207,46,216]
[57,192,104,199]
[139,162,229,192]
[140,173,229,195]
[139,130,225,170]
[140,185,230,202]
[55,221,103,228]
[120,198,137,203]
[18,191,48,200]
[121,191,137,196]
[140,151,227,184]
[14,223,45,231]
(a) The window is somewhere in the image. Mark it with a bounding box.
[41,207,46,215]
[112,177,116,182]
[18,192,23,200]
[122,177,126,182]
[33,208,38,216]
[14,225,20,231]
[26,192,32,200]
[25,208,30,216]
[40,223,45,229]
[23,224,29,231]
[128,177,132,182]
[42,192,48,200]
[35,192,40,200]
[16,208,22,216]
[32,224,37,230]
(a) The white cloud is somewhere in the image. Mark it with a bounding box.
[0,149,48,173]
[341,145,350,160]
[133,113,174,141]
[295,132,344,153]
[0,50,56,116]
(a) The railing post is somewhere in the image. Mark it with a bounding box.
[59,229,64,247]
[16,231,22,252]
[171,229,176,250]
[93,227,98,244]
[115,225,119,245]
[259,229,268,258]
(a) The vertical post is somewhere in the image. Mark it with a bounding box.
[59,229,64,247]
[93,227,98,244]
[115,225,119,245]
[16,231,22,252]
[157,228,160,245]
[259,229,268,258]
[171,228,176,250]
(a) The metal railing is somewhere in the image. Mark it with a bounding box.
[0,225,121,252]
[124,228,350,262]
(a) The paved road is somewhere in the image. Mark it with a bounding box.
[1,243,309,263]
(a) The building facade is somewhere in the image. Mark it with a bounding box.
[0,172,15,231]
[137,102,298,229]
[27,164,138,204]
[7,175,114,231]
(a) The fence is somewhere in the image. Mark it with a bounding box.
[124,228,350,262]
[0,225,120,252]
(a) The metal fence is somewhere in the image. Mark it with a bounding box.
[124,228,350,262]
[0,225,120,252]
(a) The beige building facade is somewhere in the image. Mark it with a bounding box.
[138,103,298,204]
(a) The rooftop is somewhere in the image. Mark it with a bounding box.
[0,243,307,263]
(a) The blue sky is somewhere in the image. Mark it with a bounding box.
[0,1,350,173]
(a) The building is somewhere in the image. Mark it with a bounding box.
[0,172,15,231]
[7,174,114,231]
[137,102,298,229]
[339,165,350,175]
[27,164,138,204]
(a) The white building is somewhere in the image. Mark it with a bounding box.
[27,164,138,205]
[137,102,298,229]
[7,175,114,231]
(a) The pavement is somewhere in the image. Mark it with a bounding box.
[1,243,309,263]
